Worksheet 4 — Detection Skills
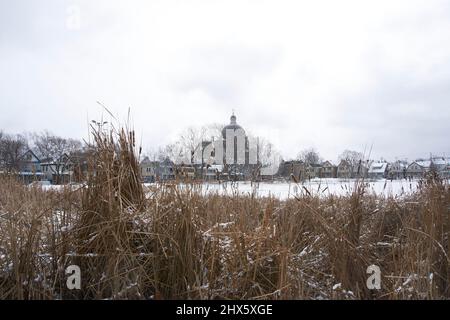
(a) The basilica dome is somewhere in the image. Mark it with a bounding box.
[222,113,245,138]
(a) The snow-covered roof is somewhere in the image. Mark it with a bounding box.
[18,172,44,176]
[431,157,450,166]
[321,160,335,166]
[369,162,388,173]
[20,149,41,162]
[415,160,432,168]
[390,161,407,170]
[209,164,223,172]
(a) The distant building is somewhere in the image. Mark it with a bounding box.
[304,163,321,179]
[388,160,407,179]
[368,162,388,179]
[406,160,431,178]
[149,158,176,181]
[70,150,91,183]
[354,161,369,178]
[278,160,305,181]
[202,164,223,181]
[18,150,44,184]
[337,159,368,179]
[140,157,158,183]
[220,113,254,180]
[438,158,450,179]
[40,154,72,184]
[176,165,196,180]
[430,157,450,179]
[337,160,352,179]
[320,161,337,178]
[445,161,450,179]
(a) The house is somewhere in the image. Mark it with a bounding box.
[40,153,72,184]
[406,160,431,179]
[278,160,305,181]
[441,159,450,179]
[140,157,158,183]
[388,160,407,179]
[368,162,388,179]
[430,157,450,179]
[353,161,369,178]
[336,159,368,179]
[444,160,450,179]
[337,160,352,179]
[70,150,91,183]
[320,161,337,178]
[139,157,176,182]
[203,164,223,181]
[304,163,321,179]
[18,150,44,184]
[176,165,196,180]
[157,158,176,181]
[284,162,322,180]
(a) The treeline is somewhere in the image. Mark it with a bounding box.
[0,130,83,171]
[296,148,366,166]
[0,127,367,172]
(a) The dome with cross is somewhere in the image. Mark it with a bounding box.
[221,112,245,138]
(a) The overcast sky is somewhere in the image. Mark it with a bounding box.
[1,0,449,162]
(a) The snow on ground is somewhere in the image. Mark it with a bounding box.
[191,178,423,199]
[42,178,447,199]
[38,184,84,192]
[145,178,440,200]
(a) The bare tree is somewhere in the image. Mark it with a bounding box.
[178,124,225,165]
[338,150,364,167]
[144,147,163,162]
[203,123,223,141]
[32,131,82,161]
[297,148,321,165]
[0,133,29,171]
[163,142,188,164]
[32,131,82,183]
[179,126,207,159]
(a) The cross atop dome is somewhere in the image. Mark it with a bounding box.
[222,110,244,138]
[230,110,237,125]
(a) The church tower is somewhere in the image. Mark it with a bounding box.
[221,112,250,177]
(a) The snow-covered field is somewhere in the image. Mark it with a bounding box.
[146,178,442,200]
[194,179,421,199]
[40,178,447,199]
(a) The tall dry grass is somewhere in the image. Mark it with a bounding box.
[0,126,448,299]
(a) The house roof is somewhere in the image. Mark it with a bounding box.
[18,172,44,176]
[391,160,407,169]
[209,164,223,172]
[338,160,350,167]
[283,160,304,165]
[369,162,388,173]
[20,149,40,162]
[431,157,450,166]
[140,156,152,165]
[415,160,432,168]
[321,160,335,167]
